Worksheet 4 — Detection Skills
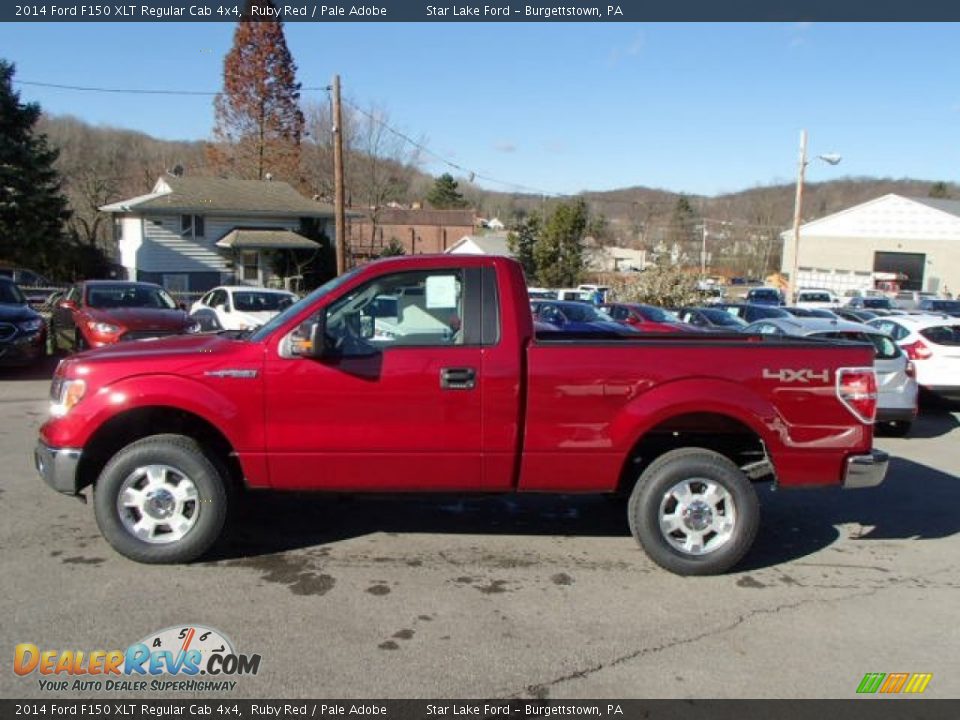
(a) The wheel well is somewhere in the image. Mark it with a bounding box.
[616,412,770,494]
[75,407,243,492]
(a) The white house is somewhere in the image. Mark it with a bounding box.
[780,194,960,295]
[100,174,336,292]
[445,233,513,256]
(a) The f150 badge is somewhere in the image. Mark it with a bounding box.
[762,368,830,383]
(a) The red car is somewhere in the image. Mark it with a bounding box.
[602,302,702,332]
[50,281,200,352]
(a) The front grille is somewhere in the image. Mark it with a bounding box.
[121,330,180,342]
[0,323,16,342]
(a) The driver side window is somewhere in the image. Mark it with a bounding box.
[323,269,466,354]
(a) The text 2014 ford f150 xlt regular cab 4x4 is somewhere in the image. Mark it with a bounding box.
[35,256,888,575]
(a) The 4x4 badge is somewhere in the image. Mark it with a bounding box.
[762,368,830,383]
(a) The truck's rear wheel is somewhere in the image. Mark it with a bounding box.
[628,447,759,575]
[93,434,228,564]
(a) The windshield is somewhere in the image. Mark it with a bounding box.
[233,291,295,313]
[862,297,893,309]
[249,267,363,342]
[813,331,900,360]
[922,300,960,313]
[560,304,606,322]
[920,325,960,346]
[800,292,831,302]
[0,280,27,305]
[636,305,673,323]
[85,284,176,309]
[702,309,746,326]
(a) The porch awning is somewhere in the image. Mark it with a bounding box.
[215,229,321,251]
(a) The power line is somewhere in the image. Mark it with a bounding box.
[15,79,330,96]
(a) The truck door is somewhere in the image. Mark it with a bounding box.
[264,266,490,491]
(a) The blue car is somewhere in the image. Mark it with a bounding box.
[532,300,637,334]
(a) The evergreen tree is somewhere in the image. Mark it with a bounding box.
[929,181,950,199]
[533,200,587,287]
[426,173,469,209]
[506,214,540,281]
[0,60,70,273]
[208,0,305,183]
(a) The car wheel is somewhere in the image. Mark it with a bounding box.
[93,434,229,564]
[628,447,759,576]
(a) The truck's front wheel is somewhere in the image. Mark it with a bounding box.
[628,448,759,575]
[93,434,229,564]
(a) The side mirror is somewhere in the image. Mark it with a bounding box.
[292,316,328,359]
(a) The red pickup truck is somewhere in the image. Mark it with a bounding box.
[35,256,888,575]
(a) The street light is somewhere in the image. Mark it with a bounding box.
[789,129,841,302]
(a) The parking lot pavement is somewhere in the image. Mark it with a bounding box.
[2,362,959,699]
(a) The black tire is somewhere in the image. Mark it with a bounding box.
[93,434,229,564]
[628,447,759,576]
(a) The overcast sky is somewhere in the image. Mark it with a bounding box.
[2,22,958,196]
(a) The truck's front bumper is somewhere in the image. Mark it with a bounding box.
[34,442,83,495]
[842,449,889,489]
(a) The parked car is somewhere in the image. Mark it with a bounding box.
[916,299,960,317]
[532,300,636,334]
[742,316,917,435]
[0,267,58,306]
[602,303,701,333]
[36,254,888,575]
[713,303,791,323]
[190,286,297,332]
[833,308,879,323]
[0,277,47,367]
[794,289,841,309]
[745,287,785,306]
[867,314,960,402]
[676,306,748,331]
[51,281,200,352]
[847,296,895,311]
[783,306,839,319]
[894,290,938,310]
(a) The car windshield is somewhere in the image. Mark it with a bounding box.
[800,292,831,302]
[750,290,780,300]
[701,309,746,327]
[920,325,960,346]
[559,304,605,322]
[232,291,295,312]
[636,305,672,322]
[249,266,364,342]
[862,297,893,309]
[922,300,960,312]
[813,331,900,360]
[86,284,176,309]
[0,281,27,305]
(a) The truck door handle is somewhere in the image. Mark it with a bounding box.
[440,367,477,390]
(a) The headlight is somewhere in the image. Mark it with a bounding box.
[18,318,44,333]
[86,321,121,335]
[50,378,87,418]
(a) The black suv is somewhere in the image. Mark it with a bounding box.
[0,277,47,367]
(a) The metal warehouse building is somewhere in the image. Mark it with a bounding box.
[781,194,960,295]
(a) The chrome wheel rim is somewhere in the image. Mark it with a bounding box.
[658,477,736,556]
[116,464,200,544]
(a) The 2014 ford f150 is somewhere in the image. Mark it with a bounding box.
[35,255,888,575]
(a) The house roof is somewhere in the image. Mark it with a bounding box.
[445,233,512,256]
[100,174,336,217]
[215,228,321,251]
[351,208,475,227]
[908,197,960,218]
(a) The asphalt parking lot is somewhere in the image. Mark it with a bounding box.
[2,358,960,699]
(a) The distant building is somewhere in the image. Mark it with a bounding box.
[584,246,647,272]
[444,234,513,256]
[781,194,960,294]
[348,208,475,259]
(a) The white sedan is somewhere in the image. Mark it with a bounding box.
[190,286,297,331]
[868,313,960,403]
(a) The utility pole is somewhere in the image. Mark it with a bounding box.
[332,74,347,275]
[700,220,708,278]
[789,129,808,304]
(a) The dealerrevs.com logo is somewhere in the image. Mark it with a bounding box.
[14,625,261,693]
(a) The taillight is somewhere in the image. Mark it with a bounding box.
[836,367,878,424]
[905,361,916,379]
[902,340,932,360]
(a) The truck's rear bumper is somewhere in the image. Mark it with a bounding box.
[34,442,83,495]
[842,450,889,489]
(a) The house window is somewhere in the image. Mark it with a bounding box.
[180,215,205,239]
[241,252,259,282]
[113,219,123,243]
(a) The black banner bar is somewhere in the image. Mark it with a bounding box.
[1,700,958,720]
[3,0,960,22]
